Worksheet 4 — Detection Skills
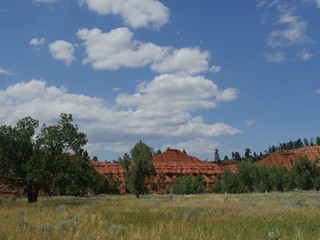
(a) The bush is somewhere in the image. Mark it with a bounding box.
[172,174,205,194]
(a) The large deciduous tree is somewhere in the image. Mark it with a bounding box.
[0,113,103,202]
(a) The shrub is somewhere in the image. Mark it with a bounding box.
[172,174,205,194]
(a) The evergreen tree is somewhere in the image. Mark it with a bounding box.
[125,140,156,196]
[244,148,252,159]
[214,149,221,164]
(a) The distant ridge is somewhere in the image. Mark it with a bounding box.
[258,146,320,169]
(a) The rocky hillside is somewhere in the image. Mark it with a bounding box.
[94,148,235,193]
[258,146,320,169]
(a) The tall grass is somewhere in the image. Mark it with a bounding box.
[1,192,320,239]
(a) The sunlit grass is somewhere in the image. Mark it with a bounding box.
[1,192,320,239]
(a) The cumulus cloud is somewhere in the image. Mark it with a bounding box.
[77,27,211,74]
[116,74,239,112]
[150,47,210,75]
[80,0,169,29]
[0,78,240,155]
[49,40,75,66]
[163,138,220,155]
[264,51,286,63]
[30,38,45,46]
[0,66,15,76]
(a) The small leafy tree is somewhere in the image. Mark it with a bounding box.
[237,161,257,192]
[221,168,245,194]
[290,156,318,190]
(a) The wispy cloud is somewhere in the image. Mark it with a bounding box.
[264,51,286,63]
[259,1,314,62]
[297,49,313,61]
[0,66,15,76]
[33,0,57,3]
[245,119,256,127]
[267,8,309,48]
[313,89,320,94]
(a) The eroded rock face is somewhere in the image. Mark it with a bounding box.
[153,149,222,187]
[258,146,320,170]
[94,149,229,193]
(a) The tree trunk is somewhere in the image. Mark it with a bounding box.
[27,185,39,203]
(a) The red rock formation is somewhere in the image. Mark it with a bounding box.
[153,148,222,187]
[94,148,226,193]
[258,146,320,170]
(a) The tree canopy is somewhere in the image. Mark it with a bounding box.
[0,113,104,202]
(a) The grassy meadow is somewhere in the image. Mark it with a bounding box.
[1,192,320,239]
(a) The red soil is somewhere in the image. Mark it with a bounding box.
[258,146,320,170]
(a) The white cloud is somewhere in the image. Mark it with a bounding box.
[33,0,57,3]
[49,40,75,66]
[77,27,211,74]
[313,89,320,94]
[116,74,239,112]
[0,66,15,76]
[0,79,240,155]
[268,12,308,47]
[30,38,45,46]
[164,138,220,155]
[297,49,313,61]
[210,65,222,73]
[317,0,320,7]
[150,47,210,75]
[80,0,169,29]
[264,51,286,63]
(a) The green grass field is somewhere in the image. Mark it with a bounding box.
[1,192,320,239]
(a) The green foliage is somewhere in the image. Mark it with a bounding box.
[269,164,287,191]
[124,140,156,195]
[212,156,320,193]
[172,174,205,194]
[0,113,105,202]
[290,156,319,190]
[237,161,257,192]
[214,149,221,164]
[254,164,273,192]
[220,168,246,194]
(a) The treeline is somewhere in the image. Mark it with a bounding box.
[214,136,320,164]
[265,137,320,154]
[213,156,320,194]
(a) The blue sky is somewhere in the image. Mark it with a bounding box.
[0,0,319,161]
